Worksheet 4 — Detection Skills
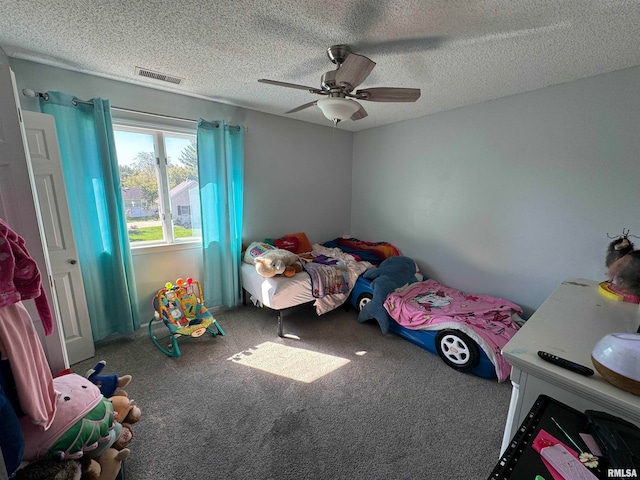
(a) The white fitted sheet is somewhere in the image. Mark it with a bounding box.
[241,262,314,310]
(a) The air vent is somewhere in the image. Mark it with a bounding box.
[135,67,184,85]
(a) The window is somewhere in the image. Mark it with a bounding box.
[113,125,201,245]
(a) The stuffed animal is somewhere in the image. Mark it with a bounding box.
[20,374,115,461]
[243,241,277,264]
[97,448,129,480]
[12,450,102,480]
[85,361,132,398]
[111,423,134,450]
[85,421,122,459]
[12,458,82,480]
[254,248,302,278]
[606,230,640,296]
[358,256,423,334]
[609,250,640,296]
[107,395,139,451]
[80,456,102,480]
[606,230,635,268]
[109,395,141,425]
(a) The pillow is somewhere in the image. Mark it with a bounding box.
[282,232,313,254]
[274,237,299,252]
[243,242,277,264]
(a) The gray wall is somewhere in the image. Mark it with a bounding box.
[352,66,640,317]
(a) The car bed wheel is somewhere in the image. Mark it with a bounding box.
[435,330,480,371]
[356,292,373,312]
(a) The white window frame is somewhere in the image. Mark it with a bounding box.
[112,117,200,252]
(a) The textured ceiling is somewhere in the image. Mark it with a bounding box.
[1,0,640,132]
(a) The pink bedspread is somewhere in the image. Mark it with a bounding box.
[384,279,522,382]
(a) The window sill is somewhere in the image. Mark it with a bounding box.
[131,241,201,256]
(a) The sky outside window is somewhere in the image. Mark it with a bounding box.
[114,130,189,165]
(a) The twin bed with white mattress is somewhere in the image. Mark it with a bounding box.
[241,238,400,336]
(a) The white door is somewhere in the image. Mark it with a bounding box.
[23,110,95,365]
[0,53,68,374]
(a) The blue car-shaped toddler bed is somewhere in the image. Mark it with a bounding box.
[350,275,523,381]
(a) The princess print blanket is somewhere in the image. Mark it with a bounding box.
[384,279,523,382]
[303,254,349,298]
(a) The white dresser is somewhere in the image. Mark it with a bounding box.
[500,278,640,453]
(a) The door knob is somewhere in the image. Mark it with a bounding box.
[68,259,77,265]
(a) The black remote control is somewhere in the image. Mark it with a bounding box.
[537,351,595,376]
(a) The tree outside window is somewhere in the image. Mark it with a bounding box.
[114,127,200,244]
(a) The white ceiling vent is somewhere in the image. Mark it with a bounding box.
[135,67,184,85]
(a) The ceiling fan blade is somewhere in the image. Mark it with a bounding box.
[285,101,318,114]
[334,53,376,91]
[350,102,368,121]
[258,79,323,94]
[356,87,421,102]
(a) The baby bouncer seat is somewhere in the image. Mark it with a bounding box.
[149,277,224,357]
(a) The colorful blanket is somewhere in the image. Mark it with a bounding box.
[306,245,373,315]
[322,237,400,266]
[384,279,522,382]
[303,255,349,298]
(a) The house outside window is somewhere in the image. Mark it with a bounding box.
[172,181,199,228]
[177,204,191,216]
[113,124,201,246]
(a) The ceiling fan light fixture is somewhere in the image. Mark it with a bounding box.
[317,97,359,123]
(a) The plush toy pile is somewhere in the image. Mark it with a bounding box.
[10,361,140,480]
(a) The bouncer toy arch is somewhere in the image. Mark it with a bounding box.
[149,277,224,357]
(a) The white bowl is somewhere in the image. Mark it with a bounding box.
[591,333,640,396]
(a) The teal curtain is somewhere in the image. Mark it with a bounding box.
[40,91,140,341]
[197,119,245,307]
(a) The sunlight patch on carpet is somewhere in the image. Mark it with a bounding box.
[228,341,350,383]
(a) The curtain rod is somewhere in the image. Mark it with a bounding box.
[111,105,242,131]
[22,88,243,131]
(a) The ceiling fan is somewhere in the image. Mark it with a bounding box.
[258,45,421,125]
